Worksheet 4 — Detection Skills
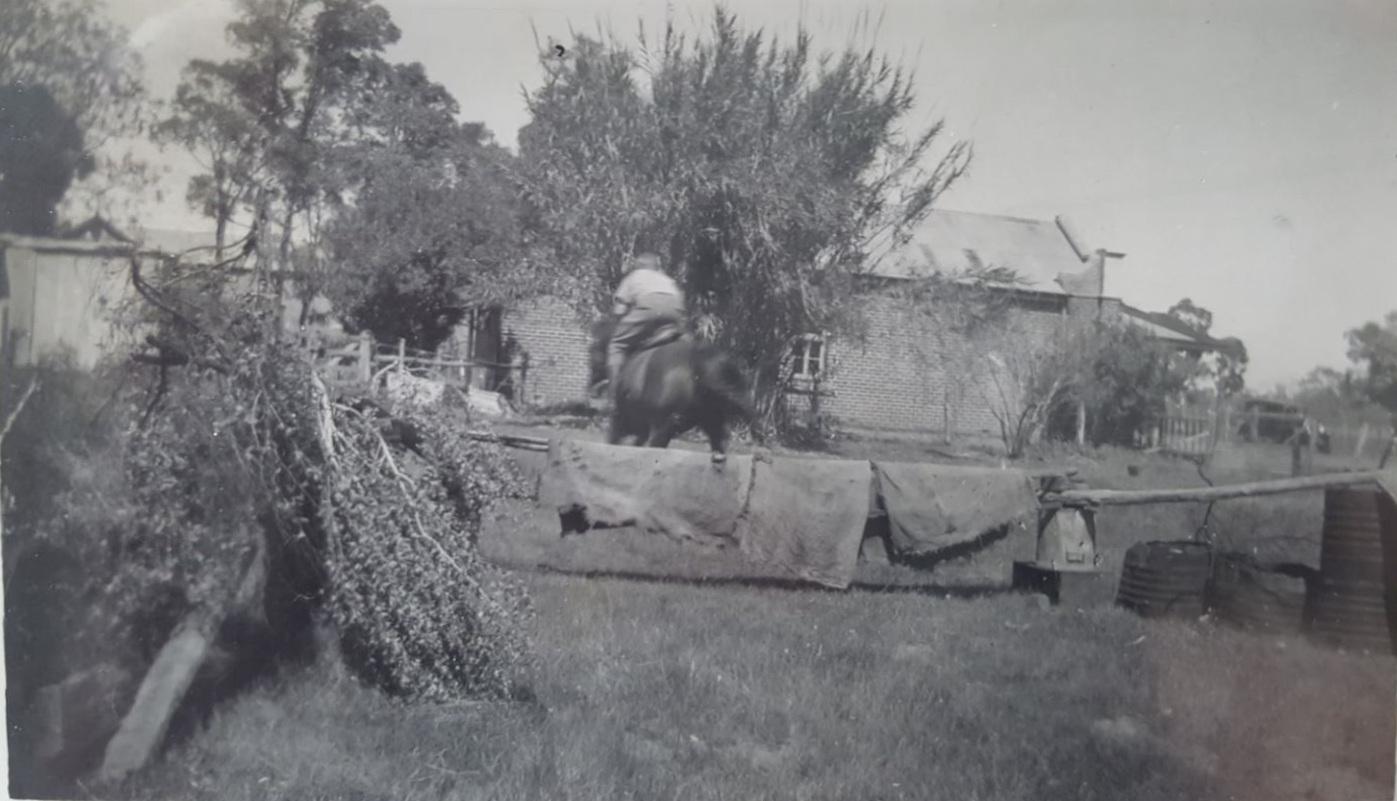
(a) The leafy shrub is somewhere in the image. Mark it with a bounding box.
[321,401,533,700]
[9,258,536,713]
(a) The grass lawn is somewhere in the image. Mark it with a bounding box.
[111,574,1394,801]
[96,434,1396,801]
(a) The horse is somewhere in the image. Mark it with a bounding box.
[588,317,759,461]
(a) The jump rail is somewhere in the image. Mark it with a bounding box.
[1043,470,1395,508]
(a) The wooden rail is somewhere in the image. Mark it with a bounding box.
[1043,470,1395,507]
[465,430,550,452]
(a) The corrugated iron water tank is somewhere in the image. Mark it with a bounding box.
[1116,541,1213,619]
[1305,488,1397,654]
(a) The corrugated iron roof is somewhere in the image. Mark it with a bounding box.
[1120,304,1232,353]
[875,209,1100,295]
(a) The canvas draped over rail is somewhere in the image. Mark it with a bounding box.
[734,456,872,589]
[538,438,752,547]
[537,438,1041,589]
[872,461,1039,556]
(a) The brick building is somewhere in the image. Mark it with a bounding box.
[490,209,1221,438]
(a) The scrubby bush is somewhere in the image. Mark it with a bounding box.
[7,255,536,717]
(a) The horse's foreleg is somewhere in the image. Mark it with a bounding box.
[699,414,729,464]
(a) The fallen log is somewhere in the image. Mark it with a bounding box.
[97,541,267,783]
[1043,470,1394,508]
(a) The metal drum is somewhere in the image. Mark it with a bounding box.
[1306,488,1397,653]
[1117,541,1213,619]
[1208,553,1310,635]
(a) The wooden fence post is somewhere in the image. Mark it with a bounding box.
[357,332,371,385]
[1075,400,1086,448]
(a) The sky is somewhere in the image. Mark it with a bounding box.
[103,0,1397,391]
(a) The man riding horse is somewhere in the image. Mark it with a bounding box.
[604,252,687,401]
[591,252,758,461]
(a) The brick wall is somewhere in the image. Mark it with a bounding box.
[503,288,1118,434]
[502,296,594,407]
[815,289,1107,438]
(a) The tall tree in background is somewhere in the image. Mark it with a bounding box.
[517,8,971,433]
[0,0,148,229]
[158,0,522,340]
[1346,310,1397,412]
[1166,297,1248,399]
[325,123,525,350]
[158,0,407,271]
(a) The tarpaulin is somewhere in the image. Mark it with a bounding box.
[735,456,872,589]
[872,461,1038,556]
[537,438,752,548]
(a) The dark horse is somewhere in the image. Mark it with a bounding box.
[588,318,759,461]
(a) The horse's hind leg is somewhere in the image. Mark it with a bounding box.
[645,420,676,449]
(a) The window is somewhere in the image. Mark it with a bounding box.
[792,333,825,379]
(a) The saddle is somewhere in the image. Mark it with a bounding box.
[635,322,688,352]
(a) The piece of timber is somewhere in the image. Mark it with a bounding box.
[1044,470,1393,508]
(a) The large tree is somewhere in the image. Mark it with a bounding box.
[516,8,971,433]
[0,0,147,228]
[157,0,409,270]
[1346,310,1397,412]
[158,0,521,341]
[324,125,524,349]
[1166,297,1248,399]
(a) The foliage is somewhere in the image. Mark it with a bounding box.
[158,0,524,346]
[1287,366,1389,426]
[1345,310,1397,413]
[1165,297,1248,398]
[157,0,408,276]
[516,7,971,436]
[10,251,533,713]
[1165,297,1213,335]
[0,0,150,223]
[0,85,95,234]
[1078,321,1196,447]
[323,127,525,350]
[321,403,532,700]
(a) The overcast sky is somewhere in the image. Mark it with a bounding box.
[105,0,1397,391]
